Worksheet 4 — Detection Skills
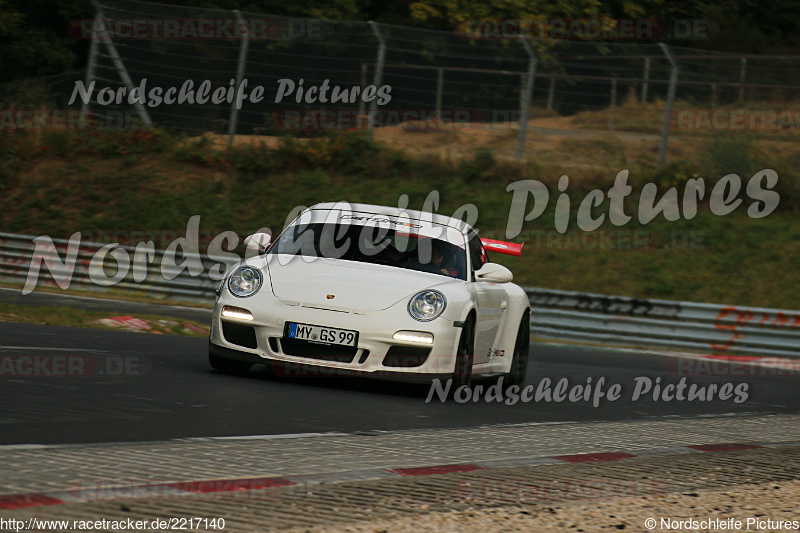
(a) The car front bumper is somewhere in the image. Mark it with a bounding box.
[209,294,463,381]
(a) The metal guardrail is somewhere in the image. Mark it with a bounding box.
[527,288,800,357]
[1,232,798,357]
[0,231,223,303]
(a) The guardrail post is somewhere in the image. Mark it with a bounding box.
[94,5,152,126]
[358,63,367,118]
[609,79,617,132]
[80,15,101,128]
[367,21,386,140]
[516,38,537,161]
[435,68,443,120]
[738,57,747,102]
[227,9,250,147]
[546,75,556,111]
[657,43,678,167]
[641,57,650,102]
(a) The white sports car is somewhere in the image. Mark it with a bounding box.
[208,202,531,388]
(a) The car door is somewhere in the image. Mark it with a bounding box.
[468,234,507,365]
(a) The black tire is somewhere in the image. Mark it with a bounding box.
[503,311,530,391]
[209,352,252,375]
[452,316,475,390]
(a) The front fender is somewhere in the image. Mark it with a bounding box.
[495,283,531,373]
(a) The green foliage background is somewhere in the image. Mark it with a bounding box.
[0,129,796,308]
[1,0,799,84]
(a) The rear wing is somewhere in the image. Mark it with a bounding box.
[480,238,524,257]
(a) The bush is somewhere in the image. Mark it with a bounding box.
[0,131,42,190]
[0,160,15,191]
[36,127,175,158]
[229,144,272,184]
[174,134,215,165]
[460,148,496,182]
[703,134,757,178]
[305,133,383,174]
[646,161,702,190]
[298,169,332,189]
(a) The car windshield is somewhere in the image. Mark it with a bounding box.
[269,222,468,280]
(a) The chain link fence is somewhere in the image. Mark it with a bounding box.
[4,0,800,163]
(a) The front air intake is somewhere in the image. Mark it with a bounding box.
[221,321,258,349]
[382,346,431,368]
[280,338,357,363]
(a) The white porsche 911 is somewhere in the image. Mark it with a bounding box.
[208,202,531,388]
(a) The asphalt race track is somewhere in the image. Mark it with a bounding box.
[1,321,798,445]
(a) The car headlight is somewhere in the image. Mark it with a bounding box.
[227,266,263,297]
[408,290,446,321]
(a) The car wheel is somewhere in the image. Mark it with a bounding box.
[452,316,475,390]
[503,311,530,391]
[209,352,252,375]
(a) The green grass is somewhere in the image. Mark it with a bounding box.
[0,128,797,310]
[0,303,209,336]
[0,281,213,308]
[486,209,799,309]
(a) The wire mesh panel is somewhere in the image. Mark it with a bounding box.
[375,24,532,159]
[65,0,800,161]
[666,47,800,143]
[232,13,377,137]
[91,0,350,134]
[83,0,537,157]
[531,42,670,114]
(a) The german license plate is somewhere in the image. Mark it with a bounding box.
[286,323,358,347]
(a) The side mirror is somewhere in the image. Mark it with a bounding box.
[244,232,272,254]
[474,263,513,283]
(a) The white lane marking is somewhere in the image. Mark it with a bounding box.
[0,413,778,450]
[0,287,211,312]
[0,432,352,450]
[0,346,107,353]
[205,432,351,441]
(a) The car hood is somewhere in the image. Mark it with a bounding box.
[266,255,454,312]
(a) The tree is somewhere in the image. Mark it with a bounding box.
[0,0,89,82]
